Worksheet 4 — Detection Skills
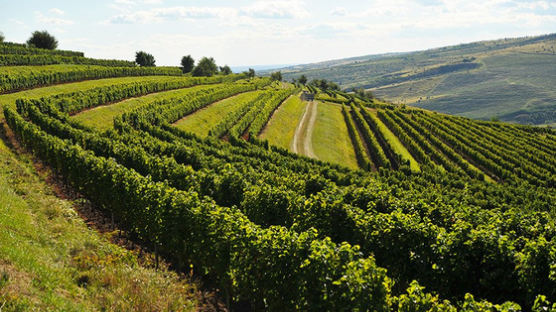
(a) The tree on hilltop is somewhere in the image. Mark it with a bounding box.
[181,55,194,73]
[192,57,218,76]
[220,65,232,75]
[27,31,58,50]
[298,75,307,85]
[135,51,156,67]
[0,31,4,43]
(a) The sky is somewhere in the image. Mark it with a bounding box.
[1,0,555,67]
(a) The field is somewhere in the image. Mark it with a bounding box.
[311,102,359,169]
[174,91,262,137]
[268,33,556,125]
[1,40,556,311]
[259,93,306,150]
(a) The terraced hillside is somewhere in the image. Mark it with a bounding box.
[268,33,556,126]
[1,42,556,311]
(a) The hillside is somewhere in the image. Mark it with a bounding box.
[1,40,556,311]
[266,33,556,126]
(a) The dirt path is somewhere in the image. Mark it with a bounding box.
[292,101,317,158]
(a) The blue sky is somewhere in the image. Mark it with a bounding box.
[1,0,555,67]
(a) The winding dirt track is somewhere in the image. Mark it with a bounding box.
[292,101,317,158]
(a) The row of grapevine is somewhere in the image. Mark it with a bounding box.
[393,110,486,179]
[358,106,404,169]
[0,42,84,57]
[0,65,184,93]
[443,114,556,174]
[0,54,136,67]
[207,91,264,138]
[421,112,551,186]
[341,104,373,170]
[377,109,431,165]
[40,76,240,113]
[350,103,391,168]
[247,88,297,138]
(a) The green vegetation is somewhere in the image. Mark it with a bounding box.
[0,64,183,94]
[311,102,359,169]
[135,51,155,67]
[368,109,420,172]
[180,55,194,74]
[1,36,556,311]
[259,93,306,150]
[174,91,262,137]
[27,30,58,50]
[0,117,197,311]
[72,83,237,131]
[271,33,556,125]
[192,57,218,77]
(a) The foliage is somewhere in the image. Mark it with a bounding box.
[270,71,282,81]
[219,65,232,75]
[192,57,218,77]
[135,51,156,67]
[299,74,307,85]
[181,55,194,73]
[3,70,556,310]
[26,30,58,50]
[0,31,4,43]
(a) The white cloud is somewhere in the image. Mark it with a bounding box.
[49,8,65,15]
[115,0,135,5]
[35,12,74,26]
[110,6,236,23]
[330,7,347,16]
[240,0,310,19]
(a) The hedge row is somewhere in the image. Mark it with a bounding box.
[0,65,184,93]
[0,54,135,67]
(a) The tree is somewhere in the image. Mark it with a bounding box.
[180,55,194,73]
[135,51,155,67]
[270,71,282,82]
[219,65,232,75]
[247,68,255,78]
[298,75,307,85]
[192,57,218,76]
[27,30,57,50]
[0,31,4,43]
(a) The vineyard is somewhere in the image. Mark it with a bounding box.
[1,43,556,311]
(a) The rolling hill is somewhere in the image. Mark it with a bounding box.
[0,40,555,311]
[266,33,556,126]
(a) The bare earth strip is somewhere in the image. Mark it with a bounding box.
[292,101,317,158]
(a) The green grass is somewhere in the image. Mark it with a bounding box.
[368,109,420,172]
[311,102,358,169]
[72,84,220,131]
[0,123,197,311]
[0,76,194,119]
[259,93,306,150]
[174,91,262,137]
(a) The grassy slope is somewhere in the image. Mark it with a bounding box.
[0,123,197,311]
[174,91,262,137]
[259,94,306,150]
[368,109,420,172]
[271,34,556,125]
[311,102,358,169]
[71,84,219,131]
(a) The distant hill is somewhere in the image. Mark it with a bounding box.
[263,34,556,126]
